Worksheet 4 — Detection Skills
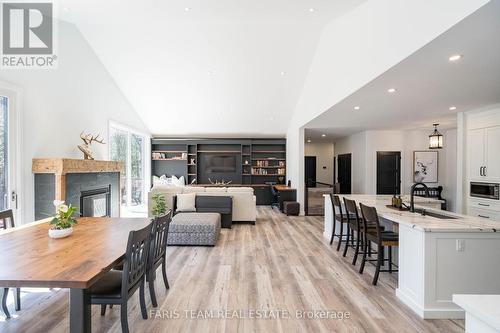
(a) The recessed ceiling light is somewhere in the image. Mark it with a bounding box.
[387,88,397,93]
[280,71,286,76]
[307,139,311,143]
[449,54,462,62]
[354,106,360,110]
[321,134,326,137]
[63,7,71,12]
[184,7,191,11]
[449,106,457,111]
[309,8,315,12]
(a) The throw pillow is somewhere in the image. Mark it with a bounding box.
[171,175,185,187]
[176,193,196,212]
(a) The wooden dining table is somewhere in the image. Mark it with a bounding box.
[0,217,150,333]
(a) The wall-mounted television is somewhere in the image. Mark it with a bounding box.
[203,155,237,173]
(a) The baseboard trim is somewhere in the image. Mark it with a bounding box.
[396,288,465,319]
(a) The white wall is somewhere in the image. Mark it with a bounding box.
[334,131,366,194]
[286,0,487,210]
[334,129,458,211]
[0,21,149,224]
[304,142,334,185]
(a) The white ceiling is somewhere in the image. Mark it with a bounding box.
[58,0,365,137]
[305,0,500,142]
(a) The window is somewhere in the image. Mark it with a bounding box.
[109,122,150,216]
[0,96,8,211]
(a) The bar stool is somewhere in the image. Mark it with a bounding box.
[342,198,383,265]
[0,209,21,319]
[359,203,399,285]
[329,194,351,251]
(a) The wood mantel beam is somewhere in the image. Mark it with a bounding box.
[32,158,124,175]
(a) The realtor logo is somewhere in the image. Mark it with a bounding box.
[1,1,57,68]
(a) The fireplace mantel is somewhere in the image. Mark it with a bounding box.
[32,158,123,175]
[32,159,123,218]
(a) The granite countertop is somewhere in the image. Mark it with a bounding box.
[324,194,500,232]
[453,294,500,330]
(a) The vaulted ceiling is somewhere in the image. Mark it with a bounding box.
[58,0,366,136]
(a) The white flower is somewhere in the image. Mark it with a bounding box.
[53,200,65,207]
[59,204,69,213]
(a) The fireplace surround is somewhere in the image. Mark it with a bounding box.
[33,158,123,220]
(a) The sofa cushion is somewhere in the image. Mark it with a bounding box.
[183,187,206,194]
[227,187,254,194]
[204,187,227,193]
[176,193,196,212]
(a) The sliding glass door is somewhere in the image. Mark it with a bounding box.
[0,87,19,221]
[0,96,9,211]
[109,122,149,216]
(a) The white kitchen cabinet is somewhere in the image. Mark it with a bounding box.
[467,206,500,222]
[468,128,486,180]
[486,126,500,181]
[468,126,500,181]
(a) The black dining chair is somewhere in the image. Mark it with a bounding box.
[147,210,172,308]
[343,198,383,265]
[1,209,21,319]
[359,203,399,285]
[329,194,352,251]
[270,185,280,210]
[91,222,152,333]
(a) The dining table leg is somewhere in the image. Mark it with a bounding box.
[1,288,11,319]
[69,288,91,333]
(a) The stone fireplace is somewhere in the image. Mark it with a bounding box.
[32,158,123,220]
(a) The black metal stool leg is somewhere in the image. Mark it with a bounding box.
[336,221,344,251]
[343,224,350,257]
[330,217,336,245]
[352,229,361,266]
[372,245,384,285]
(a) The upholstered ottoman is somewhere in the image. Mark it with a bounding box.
[167,212,221,246]
[283,201,300,216]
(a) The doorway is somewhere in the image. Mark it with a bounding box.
[0,85,19,221]
[304,156,317,187]
[376,151,401,195]
[337,154,351,194]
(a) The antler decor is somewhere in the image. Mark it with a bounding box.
[208,178,232,186]
[78,132,106,160]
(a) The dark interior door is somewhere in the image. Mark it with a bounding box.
[304,156,317,187]
[337,154,351,194]
[376,151,401,195]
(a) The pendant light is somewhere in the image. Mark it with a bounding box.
[429,123,443,149]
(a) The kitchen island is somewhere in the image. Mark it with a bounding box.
[323,194,500,320]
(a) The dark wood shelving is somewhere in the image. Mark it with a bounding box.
[252,151,286,153]
[251,166,284,168]
[197,150,240,153]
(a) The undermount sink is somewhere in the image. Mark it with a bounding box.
[413,208,459,220]
[385,205,459,219]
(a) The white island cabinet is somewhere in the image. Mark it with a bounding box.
[323,194,500,319]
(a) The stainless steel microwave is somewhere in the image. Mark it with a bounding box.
[470,182,499,200]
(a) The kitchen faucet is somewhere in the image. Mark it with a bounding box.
[410,182,430,213]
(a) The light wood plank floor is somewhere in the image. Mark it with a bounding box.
[0,207,464,333]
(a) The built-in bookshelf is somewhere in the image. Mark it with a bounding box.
[151,138,286,186]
